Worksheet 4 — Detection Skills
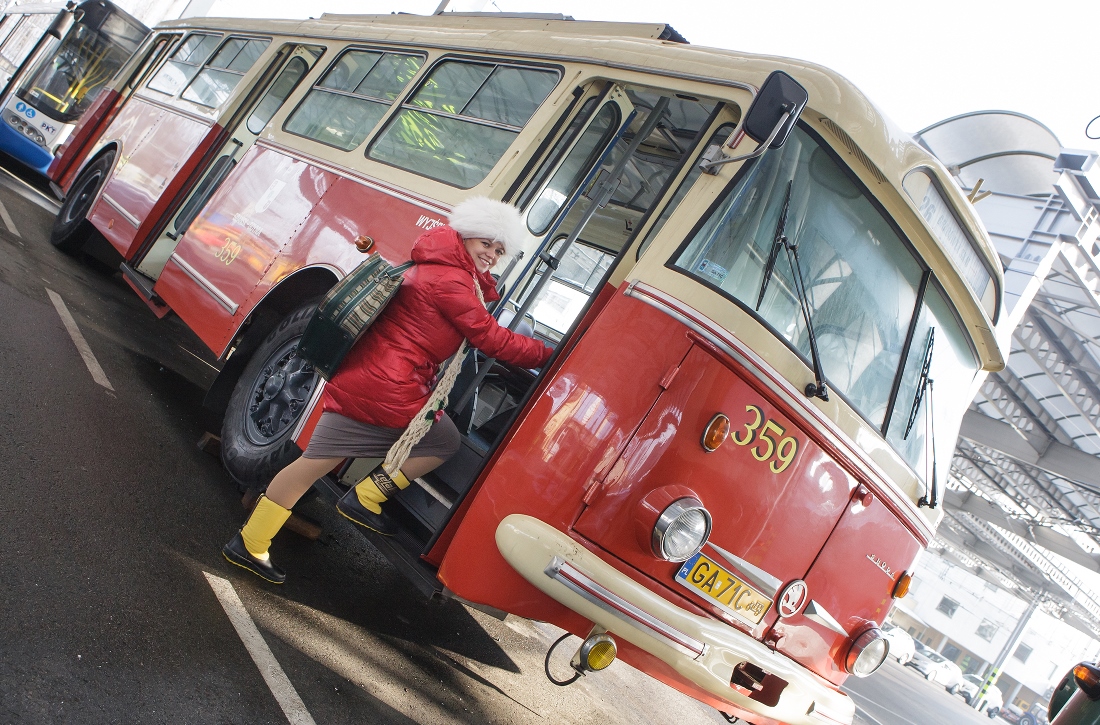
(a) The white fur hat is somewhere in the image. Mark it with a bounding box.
[448,196,536,264]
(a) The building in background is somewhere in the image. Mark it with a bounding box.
[890,548,1100,711]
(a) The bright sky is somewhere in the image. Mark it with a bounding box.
[207,0,1100,151]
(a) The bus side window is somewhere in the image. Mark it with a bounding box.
[636,122,736,259]
[181,36,271,109]
[246,46,324,135]
[283,48,424,150]
[146,32,222,97]
[368,59,560,188]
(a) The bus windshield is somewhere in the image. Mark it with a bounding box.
[673,124,930,429]
[17,7,147,123]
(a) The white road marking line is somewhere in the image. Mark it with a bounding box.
[0,198,20,237]
[177,343,220,371]
[203,573,317,725]
[46,289,113,391]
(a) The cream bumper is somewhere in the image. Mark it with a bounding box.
[496,514,854,725]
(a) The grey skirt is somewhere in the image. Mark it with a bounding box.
[302,411,461,460]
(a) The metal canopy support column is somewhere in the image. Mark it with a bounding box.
[976,593,1042,711]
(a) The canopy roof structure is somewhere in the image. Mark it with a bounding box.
[918,111,1100,637]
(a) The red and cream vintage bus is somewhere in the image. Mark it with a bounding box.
[47,12,1004,724]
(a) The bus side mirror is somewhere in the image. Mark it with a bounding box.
[46,9,76,40]
[699,70,808,173]
[744,70,809,150]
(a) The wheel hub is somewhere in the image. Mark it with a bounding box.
[244,338,317,445]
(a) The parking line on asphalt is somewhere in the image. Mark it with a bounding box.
[203,573,317,725]
[0,198,20,237]
[46,289,114,391]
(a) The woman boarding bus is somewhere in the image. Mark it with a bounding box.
[0,0,147,175]
[48,13,1003,724]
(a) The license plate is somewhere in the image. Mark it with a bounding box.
[675,553,772,625]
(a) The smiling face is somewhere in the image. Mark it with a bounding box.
[463,236,506,274]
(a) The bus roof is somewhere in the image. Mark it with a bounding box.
[155,12,1003,355]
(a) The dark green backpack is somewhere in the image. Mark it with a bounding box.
[297,255,414,380]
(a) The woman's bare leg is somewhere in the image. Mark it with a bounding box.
[265,456,343,509]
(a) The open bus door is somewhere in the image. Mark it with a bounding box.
[111,42,324,315]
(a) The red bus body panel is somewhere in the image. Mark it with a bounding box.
[767,495,920,684]
[155,146,338,350]
[572,342,856,634]
[155,144,451,356]
[439,291,699,617]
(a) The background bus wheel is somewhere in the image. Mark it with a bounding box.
[50,151,115,254]
[221,303,320,491]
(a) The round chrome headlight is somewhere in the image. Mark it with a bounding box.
[846,628,889,677]
[651,497,712,561]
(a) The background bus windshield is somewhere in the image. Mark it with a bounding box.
[17,10,146,122]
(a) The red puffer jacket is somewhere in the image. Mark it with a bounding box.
[322,225,553,429]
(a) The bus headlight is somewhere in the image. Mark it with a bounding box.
[846,628,889,677]
[652,497,711,561]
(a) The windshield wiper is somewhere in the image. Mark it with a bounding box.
[756,181,829,401]
[904,328,934,440]
[907,329,939,509]
[755,181,791,310]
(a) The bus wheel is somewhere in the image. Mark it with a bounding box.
[50,152,115,254]
[220,303,320,490]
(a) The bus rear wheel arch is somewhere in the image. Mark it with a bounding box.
[50,150,116,254]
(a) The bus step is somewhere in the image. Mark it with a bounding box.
[314,473,444,598]
[120,262,170,319]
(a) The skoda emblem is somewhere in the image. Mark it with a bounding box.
[777,580,808,618]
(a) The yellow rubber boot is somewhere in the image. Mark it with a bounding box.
[354,467,412,514]
[240,495,292,560]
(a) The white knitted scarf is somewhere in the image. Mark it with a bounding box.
[382,275,486,475]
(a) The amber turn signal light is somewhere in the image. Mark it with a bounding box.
[702,414,730,451]
[892,572,912,599]
[1074,662,1100,700]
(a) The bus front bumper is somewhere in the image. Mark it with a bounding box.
[496,514,854,725]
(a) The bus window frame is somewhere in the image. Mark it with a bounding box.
[124,32,180,94]
[364,53,564,190]
[663,120,943,441]
[144,31,223,99]
[178,34,273,111]
[280,44,428,153]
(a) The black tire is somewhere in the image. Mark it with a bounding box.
[949,684,960,695]
[987,708,999,719]
[220,302,320,490]
[51,151,114,254]
[1019,715,1036,725]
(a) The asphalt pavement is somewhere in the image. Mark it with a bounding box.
[0,166,733,724]
[844,658,1010,725]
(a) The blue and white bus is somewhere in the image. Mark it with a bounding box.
[0,0,147,174]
